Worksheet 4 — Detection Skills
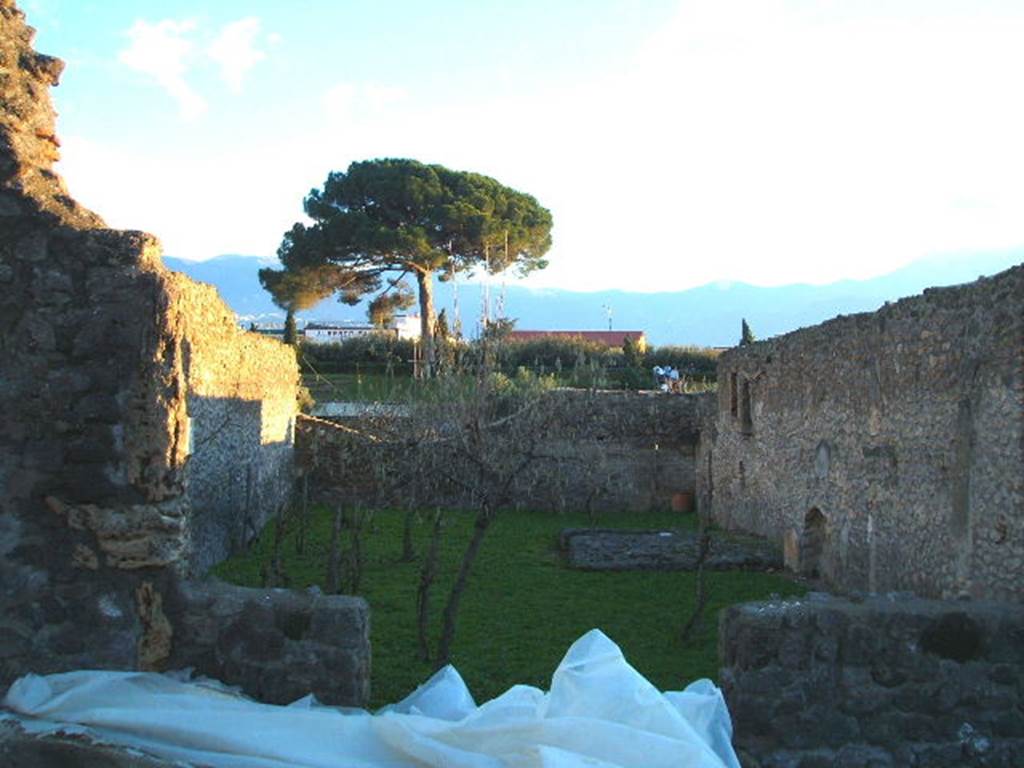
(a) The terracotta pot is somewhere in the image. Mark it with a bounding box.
[671,491,694,513]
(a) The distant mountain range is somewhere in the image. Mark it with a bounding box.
[164,249,1023,347]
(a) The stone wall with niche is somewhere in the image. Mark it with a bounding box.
[0,1,364,703]
[698,265,1023,602]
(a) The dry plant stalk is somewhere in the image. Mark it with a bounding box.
[680,515,712,645]
[325,504,343,594]
[416,509,444,662]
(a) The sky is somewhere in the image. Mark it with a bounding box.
[24,0,1024,292]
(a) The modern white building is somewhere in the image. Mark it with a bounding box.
[303,323,378,343]
[303,315,421,344]
[392,315,421,341]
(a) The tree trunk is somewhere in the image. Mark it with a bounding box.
[435,504,493,667]
[326,504,343,594]
[416,270,436,378]
[348,508,364,595]
[401,506,416,562]
[295,474,308,555]
[284,307,297,346]
[417,509,444,662]
[680,522,712,645]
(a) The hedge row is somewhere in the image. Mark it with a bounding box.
[296,333,721,381]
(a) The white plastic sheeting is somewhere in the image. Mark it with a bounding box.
[2,629,740,768]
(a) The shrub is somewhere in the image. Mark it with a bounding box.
[645,345,720,379]
[298,334,416,374]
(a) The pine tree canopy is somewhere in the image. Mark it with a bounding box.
[259,158,552,373]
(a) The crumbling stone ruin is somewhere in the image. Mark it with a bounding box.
[4,2,1021,765]
[699,265,1023,603]
[0,0,368,717]
[702,266,1024,765]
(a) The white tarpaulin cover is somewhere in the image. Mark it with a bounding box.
[2,629,740,768]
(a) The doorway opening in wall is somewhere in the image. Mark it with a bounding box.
[800,507,827,577]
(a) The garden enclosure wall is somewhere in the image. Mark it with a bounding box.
[297,390,707,514]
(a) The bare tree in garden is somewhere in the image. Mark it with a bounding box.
[302,338,610,667]
[679,500,714,645]
[259,159,553,376]
[348,353,563,667]
[420,369,558,666]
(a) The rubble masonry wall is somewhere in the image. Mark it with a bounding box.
[0,1,337,699]
[699,266,1023,602]
[298,389,705,514]
[720,594,1024,767]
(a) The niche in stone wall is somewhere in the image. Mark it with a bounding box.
[814,440,831,480]
[800,507,827,577]
[739,379,753,434]
[730,372,738,417]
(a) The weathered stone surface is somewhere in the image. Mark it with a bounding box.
[721,594,1024,767]
[561,527,782,571]
[134,582,172,671]
[0,1,103,230]
[166,579,371,707]
[0,719,176,767]
[699,266,1024,603]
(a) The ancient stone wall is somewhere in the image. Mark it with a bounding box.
[298,389,704,514]
[165,580,370,706]
[700,266,1024,601]
[720,594,1024,767]
[0,2,342,700]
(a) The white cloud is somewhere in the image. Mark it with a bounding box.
[364,84,408,111]
[208,17,266,93]
[322,83,358,124]
[503,0,1024,290]
[322,82,408,125]
[119,19,206,121]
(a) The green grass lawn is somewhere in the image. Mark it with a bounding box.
[213,507,804,708]
[302,372,420,404]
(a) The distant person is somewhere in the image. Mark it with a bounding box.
[652,365,664,389]
[668,367,680,392]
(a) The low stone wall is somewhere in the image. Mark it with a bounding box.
[560,528,782,571]
[720,594,1024,767]
[166,580,370,706]
[0,580,370,762]
[299,389,706,514]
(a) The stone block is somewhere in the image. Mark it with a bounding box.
[167,579,370,707]
[833,744,893,768]
[74,392,121,423]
